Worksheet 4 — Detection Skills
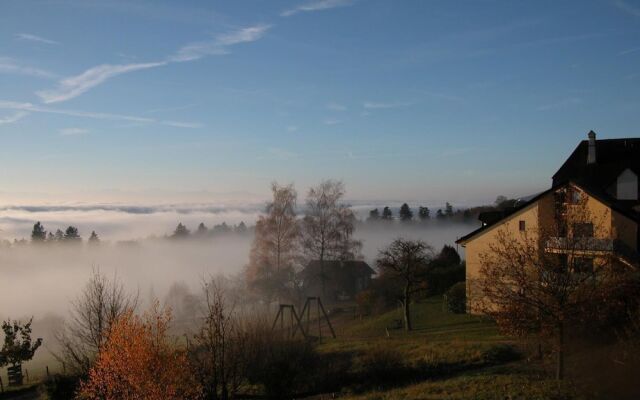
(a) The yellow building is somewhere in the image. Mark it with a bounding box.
[457,132,640,312]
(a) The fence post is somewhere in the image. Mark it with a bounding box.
[0,376,4,393]
[46,365,51,378]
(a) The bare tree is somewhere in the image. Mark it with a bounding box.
[54,269,137,375]
[477,190,638,380]
[246,182,299,301]
[300,180,360,295]
[333,206,363,261]
[190,278,251,400]
[376,238,434,331]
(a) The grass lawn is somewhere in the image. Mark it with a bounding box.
[314,297,582,400]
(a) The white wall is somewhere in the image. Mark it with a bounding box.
[617,169,638,200]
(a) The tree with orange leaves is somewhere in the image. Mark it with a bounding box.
[77,302,201,400]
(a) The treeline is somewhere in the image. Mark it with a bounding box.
[14,222,101,246]
[3,220,250,248]
[168,221,250,239]
[366,195,520,223]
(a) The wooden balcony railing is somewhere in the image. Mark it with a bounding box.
[545,237,639,267]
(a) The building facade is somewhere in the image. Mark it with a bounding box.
[457,132,640,312]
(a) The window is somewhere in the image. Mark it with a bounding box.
[572,257,594,274]
[573,223,593,238]
[519,220,526,231]
[568,188,582,204]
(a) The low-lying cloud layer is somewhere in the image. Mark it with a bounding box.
[0,202,477,318]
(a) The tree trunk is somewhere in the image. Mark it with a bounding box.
[556,321,564,380]
[320,246,325,298]
[403,284,412,331]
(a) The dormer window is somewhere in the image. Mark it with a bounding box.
[616,168,638,200]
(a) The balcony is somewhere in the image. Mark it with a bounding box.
[545,237,639,267]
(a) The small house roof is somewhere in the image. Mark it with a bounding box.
[302,260,375,276]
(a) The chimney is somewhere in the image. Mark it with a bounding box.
[587,130,596,165]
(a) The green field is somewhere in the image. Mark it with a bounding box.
[315,297,582,400]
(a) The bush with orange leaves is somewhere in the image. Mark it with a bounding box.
[77,302,202,400]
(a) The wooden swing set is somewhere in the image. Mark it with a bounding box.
[271,297,336,339]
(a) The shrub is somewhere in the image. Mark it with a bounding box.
[42,374,81,400]
[481,344,521,365]
[246,338,320,399]
[445,282,466,313]
[77,303,201,400]
[356,346,409,385]
[356,290,376,316]
[427,264,465,295]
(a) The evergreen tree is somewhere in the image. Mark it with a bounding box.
[54,229,64,241]
[399,203,413,222]
[445,202,454,217]
[436,209,445,219]
[196,223,208,236]
[172,223,190,239]
[437,244,461,266]
[381,206,393,220]
[47,232,55,242]
[368,208,380,221]
[212,222,231,235]
[31,222,47,243]
[235,221,248,234]
[88,231,100,244]
[418,206,430,221]
[64,226,81,242]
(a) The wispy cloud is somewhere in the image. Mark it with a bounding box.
[0,111,29,125]
[37,24,271,104]
[615,0,640,17]
[0,57,57,79]
[59,127,89,136]
[281,0,355,17]
[286,125,299,132]
[324,118,342,125]
[326,102,347,111]
[619,47,640,56]
[161,120,204,129]
[266,147,299,160]
[363,101,412,109]
[37,61,167,104]
[537,97,582,111]
[146,104,197,114]
[15,33,59,45]
[170,24,271,62]
[0,100,201,128]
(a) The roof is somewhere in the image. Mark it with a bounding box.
[553,135,640,189]
[458,134,640,246]
[302,260,375,276]
[478,209,516,225]
[456,180,640,246]
[456,187,554,245]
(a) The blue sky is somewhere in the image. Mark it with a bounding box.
[1,0,639,206]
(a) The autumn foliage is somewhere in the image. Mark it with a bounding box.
[77,303,201,400]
